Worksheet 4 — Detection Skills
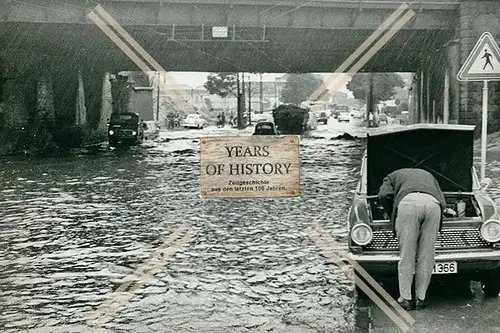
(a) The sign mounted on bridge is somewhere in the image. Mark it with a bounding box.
[212,26,228,38]
[457,32,500,81]
[200,136,300,198]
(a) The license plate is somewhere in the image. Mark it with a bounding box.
[432,261,457,274]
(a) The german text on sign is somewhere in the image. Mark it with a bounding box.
[200,136,300,198]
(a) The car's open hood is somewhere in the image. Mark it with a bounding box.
[366,124,476,195]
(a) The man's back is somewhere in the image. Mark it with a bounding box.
[378,168,446,223]
[390,168,443,197]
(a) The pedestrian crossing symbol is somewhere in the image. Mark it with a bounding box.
[458,32,500,81]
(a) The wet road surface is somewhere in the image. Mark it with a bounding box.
[0,120,365,332]
[369,279,500,333]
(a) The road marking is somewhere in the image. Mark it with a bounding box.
[307,222,415,332]
[309,2,415,102]
[86,224,195,327]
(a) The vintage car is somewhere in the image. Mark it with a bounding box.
[316,111,329,125]
[141,121,160,140]
[377,113,388,125]
[183,114,205,129]
[108,112,144,147]
[252,121,278,135]
[399,111,410,125]
[348,124,500,296]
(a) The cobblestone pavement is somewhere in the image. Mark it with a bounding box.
[0,124,365,333]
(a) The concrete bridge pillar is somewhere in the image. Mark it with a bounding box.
[0,46,114,154]
[419,70,426,123]
[97,72,113,136]
[409,74,418,124]
[429,52,448,124]
[81,68,107,132]
[447,40,461,124]
[75,70,87,126]
[36,76,55,128]
[458,0,500,133]
[0,51,37,155]
[29,73,59,154]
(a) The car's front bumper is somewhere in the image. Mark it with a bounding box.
[349,250,500,275]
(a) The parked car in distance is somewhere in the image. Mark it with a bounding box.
[351,110,363,120]
[183,114,205,129]
[316,111,329,125]
[338,112,351,123]
[399,111,409,125]
[141,121,160,140]
[251,112,269,124]
[253,121,278,135]
[377,113,388,125]
[348,124,500,297]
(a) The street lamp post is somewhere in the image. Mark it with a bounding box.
[156,71,160,122]
[260,73,264,113]
[366,73,374,127]
[248,77,252,124]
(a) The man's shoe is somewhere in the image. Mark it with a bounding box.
[415,299,427,310]
[397,298,413,311]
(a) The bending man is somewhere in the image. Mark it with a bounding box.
[377,168,446,310]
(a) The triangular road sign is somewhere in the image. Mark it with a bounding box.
[458,32,500,81]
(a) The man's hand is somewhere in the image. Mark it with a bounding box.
[444,208,457,217]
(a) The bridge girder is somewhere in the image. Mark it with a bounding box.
[0,0,457,74]
[1,0,457,30]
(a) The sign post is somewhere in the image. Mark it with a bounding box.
[482,80,488,181]
[457,32,500,181]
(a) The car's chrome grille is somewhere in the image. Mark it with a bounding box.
[363,229,490,251]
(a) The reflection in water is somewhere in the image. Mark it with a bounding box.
[0,129,364,332]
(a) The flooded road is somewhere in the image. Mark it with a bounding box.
[0,121,365,332]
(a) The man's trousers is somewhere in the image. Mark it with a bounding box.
[395,192,441,301]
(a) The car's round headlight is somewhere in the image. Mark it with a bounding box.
[109,130,114,135]
[132,131,137,136]
[481,220,500,243]
[351,223,373,246]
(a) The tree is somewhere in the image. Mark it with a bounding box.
[204,73,238,98]
[280,74,324,106]
[205,72,247,129]
[346,73,405,105]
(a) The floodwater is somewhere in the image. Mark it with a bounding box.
[0,121,365,333]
